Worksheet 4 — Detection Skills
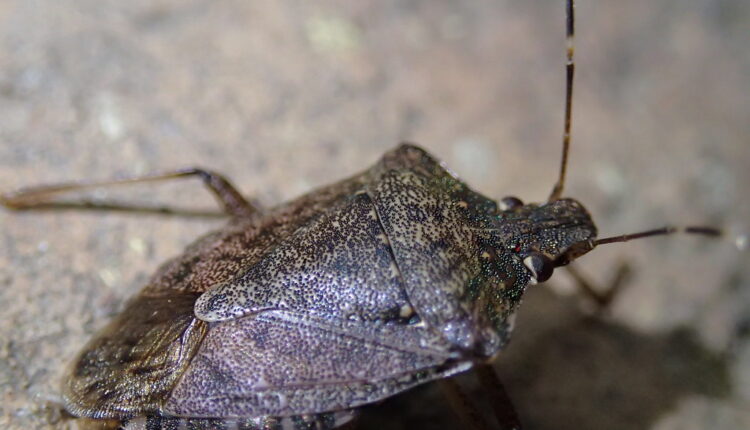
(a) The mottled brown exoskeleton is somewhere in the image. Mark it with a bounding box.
[1,1,723,430]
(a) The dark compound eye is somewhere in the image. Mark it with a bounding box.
[523,252,554,282]
[499,196,523,211]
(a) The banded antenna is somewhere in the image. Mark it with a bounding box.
[545,0,727,245]
[548,0,576,202]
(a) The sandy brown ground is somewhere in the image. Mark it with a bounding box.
[1,1,748,429]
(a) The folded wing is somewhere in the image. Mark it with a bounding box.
[165,310,466,418]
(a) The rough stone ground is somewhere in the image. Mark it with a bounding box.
[0,1,748,429]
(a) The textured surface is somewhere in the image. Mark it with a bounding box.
[1,0,748,429]
[193,177,408,324]
[166,310,459,418]
[65,144,593,425]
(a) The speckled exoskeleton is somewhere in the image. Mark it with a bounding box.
[3,143,603,430]
[0,1,722,429]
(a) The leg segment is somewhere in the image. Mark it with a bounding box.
[1,168,258,218]
[474,365,522,430]
[565,262,632,310]
[439,378,494,430]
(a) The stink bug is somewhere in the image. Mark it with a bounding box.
[1,1,745,430]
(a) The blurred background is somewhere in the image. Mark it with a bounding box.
[0,0,748,429]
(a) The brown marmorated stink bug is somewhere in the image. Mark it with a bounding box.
[1,1,733,430]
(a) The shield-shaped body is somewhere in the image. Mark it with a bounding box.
[64,144,597,429]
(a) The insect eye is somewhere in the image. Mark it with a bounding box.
[523,252,554,282]
[499,196,524,211]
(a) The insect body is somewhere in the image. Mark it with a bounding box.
[49,144,596,429]
[1,1,726,429]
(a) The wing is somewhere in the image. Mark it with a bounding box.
[63,293,207,419]
[164,309,467,418]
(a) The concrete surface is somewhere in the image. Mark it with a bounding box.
[0,0,748,429]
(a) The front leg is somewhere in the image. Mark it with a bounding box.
[1,167,259,218]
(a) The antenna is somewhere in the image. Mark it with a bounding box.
[542,1,728,249]
[549,0,575,202]
[594,226,721,246]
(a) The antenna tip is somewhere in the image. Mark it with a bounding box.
[684,226,722,237]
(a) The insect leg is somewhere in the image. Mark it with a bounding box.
[474,365,522,430]
[438,377,495,430]
[564,262,633,310]
[0,167,258,218]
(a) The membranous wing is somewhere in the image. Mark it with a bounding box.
[63,293,207,419]
[165,310,468,417]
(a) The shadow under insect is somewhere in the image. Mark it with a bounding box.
[358,286,731,430]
